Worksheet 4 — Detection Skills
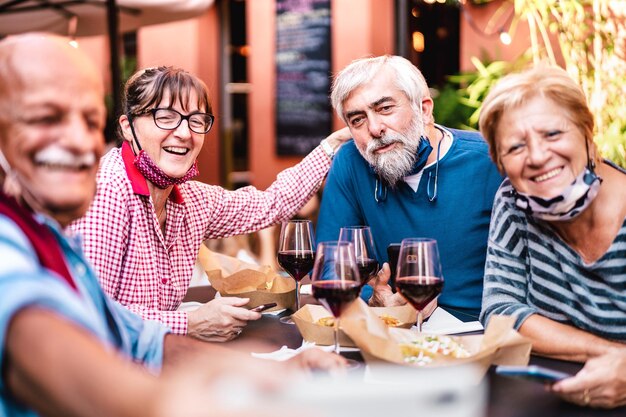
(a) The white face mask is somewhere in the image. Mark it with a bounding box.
[0,149,45,213]
[0,149,22,197]
[514,165,602,221]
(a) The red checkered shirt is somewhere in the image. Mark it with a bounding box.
[69,141,330,334]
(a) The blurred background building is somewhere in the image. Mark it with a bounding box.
[3,0,623,188]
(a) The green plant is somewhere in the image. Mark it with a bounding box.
[432,82,475,130]
[476,0,626,168]
[433,54,529,131]
[104,56,137,143]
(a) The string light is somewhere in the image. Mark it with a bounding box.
[458,0,515,45]
[68,15,79,48]
[412,31,425,52]
[416,1,512,46]
[499,30,512,45]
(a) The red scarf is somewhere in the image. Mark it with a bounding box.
[0,192,77,291]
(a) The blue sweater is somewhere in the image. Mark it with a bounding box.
[317,128,503,317]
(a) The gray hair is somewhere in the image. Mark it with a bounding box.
[479,65,597,172]
[330,55,431,123]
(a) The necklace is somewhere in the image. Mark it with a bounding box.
[427,126,447,202]
[156,203,167,235]
[153,199,167,222]
[157,204,166,220]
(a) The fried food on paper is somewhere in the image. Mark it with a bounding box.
[317,317,336,327]
[400,335,471,366]
[378,314,401,327]
[317,315,401,328]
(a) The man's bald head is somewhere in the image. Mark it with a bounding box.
[0,33,107,226]
[0,33,104,127]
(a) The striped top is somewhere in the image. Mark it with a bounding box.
[480,178,626,342]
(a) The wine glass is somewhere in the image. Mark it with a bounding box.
[310,241,361,356]
[338,226,379,287]
[394,238,444,332]
[277,220,315,324]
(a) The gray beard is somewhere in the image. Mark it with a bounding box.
[357,117,425,187]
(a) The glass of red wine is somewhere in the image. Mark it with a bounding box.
[277,220,315,324]
[338,226,379,287]
[395,238,444,332]
[310,241,360,356]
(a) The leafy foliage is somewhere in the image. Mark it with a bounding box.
[512,0,626,167]
[433,55,529,131]
[444,0,626,168]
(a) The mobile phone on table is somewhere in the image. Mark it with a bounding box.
[495,365,572,384]
[386,243,401,289]
[250,302,277,313]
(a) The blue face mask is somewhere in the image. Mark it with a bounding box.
[374,136,433,203]
[514,166,602,221]
[407,136,433,176]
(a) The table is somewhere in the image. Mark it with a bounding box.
[185,286,625,416]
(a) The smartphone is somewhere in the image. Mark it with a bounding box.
[386,243,401,289]
[495,365,572,384]
[250,302,277,313]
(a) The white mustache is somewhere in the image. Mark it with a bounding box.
[34,145,96,168]
[367,136,402,154]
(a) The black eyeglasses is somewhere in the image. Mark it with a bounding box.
[149,108,214,134]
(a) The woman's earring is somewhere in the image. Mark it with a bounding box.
[589,157,596,170]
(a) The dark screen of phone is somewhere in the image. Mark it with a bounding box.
[386,243,401,290]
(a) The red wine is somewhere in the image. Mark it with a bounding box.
[277,250,315,282]
[395,276,443,310]
[357,257,379,284]
[312,280,360,317]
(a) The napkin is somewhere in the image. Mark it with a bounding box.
[299,283,312,295]
[421,307,484,335]
[251,341,333,361]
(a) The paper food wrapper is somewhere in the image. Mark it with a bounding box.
[200,246,295,311]
[292,304,418,347]
[341,299,531,379]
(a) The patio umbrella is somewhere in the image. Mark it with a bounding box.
[0,1,214,36]
[0,0,214,131]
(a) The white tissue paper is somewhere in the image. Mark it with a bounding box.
[251,341,333,361]
[421,307,484,335]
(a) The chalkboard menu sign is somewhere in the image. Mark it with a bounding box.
[276,0,332,156]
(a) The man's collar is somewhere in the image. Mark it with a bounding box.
[121,141,184,204]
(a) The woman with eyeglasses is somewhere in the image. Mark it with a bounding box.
[70,66,350,341]
[479,65,626,408]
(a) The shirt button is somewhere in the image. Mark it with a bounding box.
[75,264,86,276]
[161,278,169,285]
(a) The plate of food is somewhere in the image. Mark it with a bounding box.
[340,299,532,379]
[292,304,417,347]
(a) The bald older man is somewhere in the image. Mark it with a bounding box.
[0,33,343,417]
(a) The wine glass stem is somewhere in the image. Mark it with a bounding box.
[294,280,300,312]
[334,318,340,355]
[417,311,424,333]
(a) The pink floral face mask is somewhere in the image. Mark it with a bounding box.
[128,114,199,189]
[133,150,198,189]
